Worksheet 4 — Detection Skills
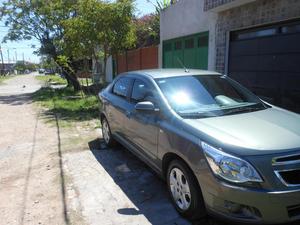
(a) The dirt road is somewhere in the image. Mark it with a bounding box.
[0,74,67,225]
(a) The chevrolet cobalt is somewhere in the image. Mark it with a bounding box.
[99,69,300,224]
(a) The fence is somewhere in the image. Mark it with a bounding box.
[116,46,158,74]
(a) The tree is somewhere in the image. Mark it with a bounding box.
[63,0,136,81]
[135,0,177,49]
[14,61,37,73]
[134,14,160,48]
[40,56,57,70]
[0,0,81,90]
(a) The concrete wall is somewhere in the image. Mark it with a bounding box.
[215,0,300,73]
[105,56,113,82]
[92,56,113,83]
[160,0,218,71]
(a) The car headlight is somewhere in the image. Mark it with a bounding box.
[201,142,263,183]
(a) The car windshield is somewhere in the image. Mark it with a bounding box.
[156,75,267,118]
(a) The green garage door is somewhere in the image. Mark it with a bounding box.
[163,32,209,69]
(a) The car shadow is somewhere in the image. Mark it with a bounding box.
[88,138,300,225]
[88,138,235,225]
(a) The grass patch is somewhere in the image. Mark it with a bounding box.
[36,74,68,85]
[78,78,93,87]
[0,75,14,84]
[33,86,100,121]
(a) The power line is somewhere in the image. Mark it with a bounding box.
[1,47,39,49]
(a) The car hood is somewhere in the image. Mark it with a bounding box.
[184,108,300,155]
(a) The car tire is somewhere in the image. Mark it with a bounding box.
[167,159,206,220]
[101,117,116,147]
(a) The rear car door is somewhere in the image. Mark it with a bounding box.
[125,78,159,161]
[108,76,133,137]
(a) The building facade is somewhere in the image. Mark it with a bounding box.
[160,0,300,112]
[160,0,217,71]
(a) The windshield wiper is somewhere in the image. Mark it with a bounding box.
[178,112,216,119]
[223,104,265,116]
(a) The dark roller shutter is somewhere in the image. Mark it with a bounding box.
[228,20,300,113]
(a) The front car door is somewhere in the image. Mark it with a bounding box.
[126,77,160,163]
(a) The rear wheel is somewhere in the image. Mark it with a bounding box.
[167,159,206,220]
[101,117,116,147]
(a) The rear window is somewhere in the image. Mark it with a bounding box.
[113,77,131,98]
[131,79,150,102]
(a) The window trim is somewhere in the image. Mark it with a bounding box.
[130,78,150,103]
[112,76,133,100]
[230,19,300,42]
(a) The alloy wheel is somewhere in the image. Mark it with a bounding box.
[102,119,110,144]
[169,167,192,210]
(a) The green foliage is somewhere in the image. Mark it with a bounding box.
[63,0,136,60]
[14,61,37,72]
[134,14,160,48]
[40,56,57,70]
[0,0,82,89]
[147,0,175,13]
[0,0,76,56]
[155,0,171,11]
[36,75,67,85]
[33,87,99,121]
[0,75,13,84]
[135,0,177,48]
[78,78,93,87]
[1,0,135,85]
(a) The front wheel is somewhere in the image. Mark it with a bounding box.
[101,117,116,147]
[167,159,206,220]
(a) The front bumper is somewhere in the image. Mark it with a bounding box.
[198,174,300,224]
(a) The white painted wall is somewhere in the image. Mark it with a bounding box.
[92,56,113,83]
[160,0,218,71]
[105,56,113,82]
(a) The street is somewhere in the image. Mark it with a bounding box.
[0,74,66,225]
[0,74,226,225]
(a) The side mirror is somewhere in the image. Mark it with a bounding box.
[135,101,159,112]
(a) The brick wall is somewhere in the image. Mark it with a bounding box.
[215,0,300,73]
[204,0,235,11]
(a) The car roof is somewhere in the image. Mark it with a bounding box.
[125,69,221,79]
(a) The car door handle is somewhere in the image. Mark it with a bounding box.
[125,111,132,118]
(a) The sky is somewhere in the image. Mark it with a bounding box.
[0,0,156,64]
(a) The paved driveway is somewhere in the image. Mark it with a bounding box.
[65,138,192,225]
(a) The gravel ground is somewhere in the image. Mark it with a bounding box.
[0,74,229,225]
[0,74,67,225]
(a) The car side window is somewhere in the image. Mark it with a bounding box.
[131,79,151,102]
[113,77,131,98]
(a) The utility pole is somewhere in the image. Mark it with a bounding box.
[22,52,25,64]
[0,45,4,75]
[7,49,10,63]
[13,48,17,62]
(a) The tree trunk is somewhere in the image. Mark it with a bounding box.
[54,58,81,91]
[103,46,108,84]
[62,68,81,91]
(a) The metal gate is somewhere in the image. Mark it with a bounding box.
[228,20,300,113]
[163,32,209,70]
